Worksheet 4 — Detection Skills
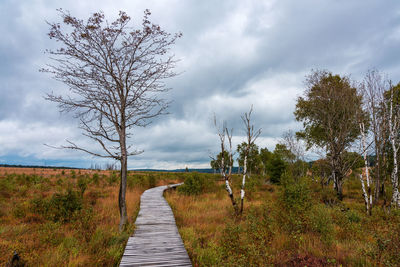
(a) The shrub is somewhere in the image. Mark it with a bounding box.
[31,189,83,222]
[319,186,338,206]
[107,172,118,185]
[347,209,361,223]
[178,173,204,195]
[278,175,312,233]
[73,206,95,242]
[92,173,100,185]
[280,176,312,213]
[77,175,89,196]
[266,154,286,184]
[127,174,147,189]
[0,175,16,197]
[308,204,334,244]
[244,175,262,199]
[148,174,157,188]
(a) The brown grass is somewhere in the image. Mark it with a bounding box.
[0,167,182,266]
[166,174,400,266]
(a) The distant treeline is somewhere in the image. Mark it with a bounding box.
[132,168,231,174]
[0,164,78,169]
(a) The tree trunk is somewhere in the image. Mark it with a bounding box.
[391,138,399,207]
[225,179,238,213]
[334,171,344,201]
[119,130,128,231]
[389,92,400,208]
[374,150,381,204]
[359,174,369,213]
[240,154,247,214]
[360,122,372,215]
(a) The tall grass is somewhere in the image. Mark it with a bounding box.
[166,173,400,266]
[0,169,183,266]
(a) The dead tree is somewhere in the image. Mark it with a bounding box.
[42,9,181,230]
[213,116,238,214]
[240,107,261,214]
[361,70,390,203]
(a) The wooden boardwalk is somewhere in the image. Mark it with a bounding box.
[120,184,192,267]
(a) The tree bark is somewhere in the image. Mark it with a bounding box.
[360,122,372,215]
[389,89,400,208]
[333,170,344,201]
[240,154,247,214]
[222,148,238,214]
[119,127,128,231]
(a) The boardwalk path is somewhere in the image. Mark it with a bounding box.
[120,184,192,267]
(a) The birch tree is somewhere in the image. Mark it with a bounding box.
[361,70,390,202]
[42,10,181,230]
[359,122,373,215]
[213,116,238,214]
[388,83,400,208]
[240,107,261,214]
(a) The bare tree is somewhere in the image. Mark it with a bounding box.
[213,116,238,214]
[280,130,305,162]
[240,107,261,214]
[361,69,390,203]
[42,9,181,230]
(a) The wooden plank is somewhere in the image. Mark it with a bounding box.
[119,183,192,267]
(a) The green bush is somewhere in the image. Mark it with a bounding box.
[178,173,213,195]
[347,209,361,223]
[107,172,118,185]
[220,211,273,266]
[308,204,334,244]
[127,174,147,189]
[148,174,157,188]
[77,176,89,196]
[31,189,83,222]
[266,154,286,184]
[245,175,262,199]
[278,175,312,233]
[0,175,16,197]
[280,177,312,213]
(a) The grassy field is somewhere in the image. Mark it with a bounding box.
[2,167,399,266]
[0,167,183,266]
[165,172,400,266]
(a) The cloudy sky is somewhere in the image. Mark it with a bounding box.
[0,0,399,169]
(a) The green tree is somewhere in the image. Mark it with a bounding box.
[210,151,229,172]
[237,142,261,175]
[343,151,364,170]
[259,147,272,174]
[274,144,296,163]
[294,70,366,200]
[266,153,286,184]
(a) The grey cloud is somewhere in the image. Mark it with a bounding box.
[1,0,400,168]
